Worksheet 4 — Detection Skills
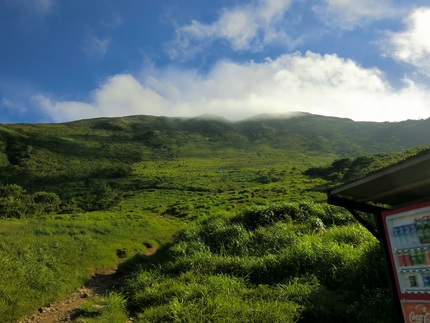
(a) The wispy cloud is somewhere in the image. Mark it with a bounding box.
[83,35,111,57]
[167,0,296,59]
[1,98,27,113]
[314,0,402,30]
[11,0,56,16]
[101,16,123,30]
[33,0,55,14]
[381,7,430,79]
[34,52,430,123]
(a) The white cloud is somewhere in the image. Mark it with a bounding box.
[35,52,430,123]
[168,0,295,59]
[382,7,430,78]
[314,0,402,29]
[34,74,171,122]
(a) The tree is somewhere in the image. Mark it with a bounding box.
[0,184,28,218]
[32,191,61,215]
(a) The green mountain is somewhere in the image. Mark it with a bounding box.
[2,111,430,163]
[0,112,428,213]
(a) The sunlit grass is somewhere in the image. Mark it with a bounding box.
[122,203,395,322]
[0,211,182,322]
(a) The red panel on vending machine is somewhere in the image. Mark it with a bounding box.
[382,202,430,322]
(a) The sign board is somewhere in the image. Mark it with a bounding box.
[383,202,430,323]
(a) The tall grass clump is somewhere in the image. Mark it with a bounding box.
[122,202,395,322]
[125,271,302,322]
[234,202,354,230]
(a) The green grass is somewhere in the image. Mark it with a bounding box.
[122,203,396,322]
[74,293,128,323]
[126,272,302,323]
[1,114,426,322]
[0,211,182,322]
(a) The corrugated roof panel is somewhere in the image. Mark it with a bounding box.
[328,150,430,209]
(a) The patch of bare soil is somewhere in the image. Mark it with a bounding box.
[20,247,158,323]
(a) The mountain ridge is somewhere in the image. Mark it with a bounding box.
[2,112,430,159]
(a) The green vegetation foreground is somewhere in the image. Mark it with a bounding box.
[122,202,394,322]
[1,202,395,322]
[0,211,180,322]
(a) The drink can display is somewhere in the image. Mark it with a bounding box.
[425,251,430,265]
[422,273,430,287]
[398,254,406,267]
[404,253,412,266]
[412,252,419,266]
[419,250,427,265]
[414,251,425,266]
[408,274,418,288]
[417,251,423,265]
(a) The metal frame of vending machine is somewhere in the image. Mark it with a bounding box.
[383,201,430,323]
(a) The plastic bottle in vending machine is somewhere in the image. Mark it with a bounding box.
[404,224,414,246]
[399,225,410,248]
[392,226,400,249]
[425,221,430,244]
[398,226,406,249]
[409,223,420,247]
[418,221,425,244]
[422,272,430,288]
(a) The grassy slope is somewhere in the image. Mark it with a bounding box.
[122,203,393,322]
[0,210,181,322]
[0,113,430,321]
[1,113,429,212]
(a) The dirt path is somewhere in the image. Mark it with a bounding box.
[20,247,158,323]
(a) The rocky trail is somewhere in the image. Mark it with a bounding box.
[21,247,158,323]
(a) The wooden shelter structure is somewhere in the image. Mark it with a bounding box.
[327,149,430,322]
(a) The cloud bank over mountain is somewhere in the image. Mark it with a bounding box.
[1,0,430,123]
[37,52,430,122]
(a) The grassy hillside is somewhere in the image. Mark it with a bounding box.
[0,113,429,321]
[1,113,429,216]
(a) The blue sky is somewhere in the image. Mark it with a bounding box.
[1,0,430,123]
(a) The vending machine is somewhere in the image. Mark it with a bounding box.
[383,202,430,322]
